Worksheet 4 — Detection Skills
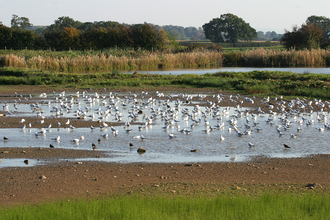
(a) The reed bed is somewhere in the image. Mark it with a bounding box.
[0,49,223,71]
[2,48,330,71]
[225,48,330,67]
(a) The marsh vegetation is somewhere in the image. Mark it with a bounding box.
[1,67,329,100]
[1,48,330,73]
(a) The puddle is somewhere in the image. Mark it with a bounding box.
[0,158,42,168]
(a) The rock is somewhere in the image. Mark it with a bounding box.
[137,147,146,153]
[306,183,317,189]
[2,151,8,154]
[138,110,143,114]
[129,143,134,147]
[40,175,47,180]
[50,144,55,148]
[283,144,291,148]
[190,149,199,152]
[160,176,168,179]
[76,162,83,165]
[24,160,29,164]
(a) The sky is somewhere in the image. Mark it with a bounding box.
[1,0,329,34]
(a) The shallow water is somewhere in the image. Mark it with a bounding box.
[0,158,41,167]
[120,67,330,75]
[1,91,330,167]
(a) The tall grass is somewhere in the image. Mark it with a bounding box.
[0,49,223,71]
[1,192,329,219]
[2,48,330,71]
[224,48,330,67]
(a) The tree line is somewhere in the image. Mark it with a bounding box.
[202,14,330,49]
[0,16,169,51]
[256,31,282,41]
[2,14,330,51]
[162,25,205,40]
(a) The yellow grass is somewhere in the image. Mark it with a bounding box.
[2,48,329,71]
[240,48,329,66]
[1,50,223,71]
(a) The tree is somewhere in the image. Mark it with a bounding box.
[107,26,132,48]
[11,29,35,49]
[46,16,82,32]
[81,27,108,49]
[78,22,96,32]
[281,23,324,50]
[95,21,122,30]
[265,31,272,38]
[257,31,265,39]
[203,13,257,43]
[270,31,278,38]
[44,29,63,49]
[0,24,13,48]
[61,27,81,49]
[168,30,181,40]
[301,23,324,49]
[306,15,330,48]
[184,27,198,38]
[11,14,33,30]
[130,23,167,50]
[162,25,185,39]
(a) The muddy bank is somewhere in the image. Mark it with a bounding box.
[1,153,330,207]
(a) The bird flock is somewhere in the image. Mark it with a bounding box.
[2,90,330,161]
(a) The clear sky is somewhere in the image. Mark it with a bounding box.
[1,0,329,34]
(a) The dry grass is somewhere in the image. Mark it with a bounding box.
[0,50,223,71]
[2,48,329,71]
[240,48,330,67]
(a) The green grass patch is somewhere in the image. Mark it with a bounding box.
[1,68,330,100]
[1,191,329,220]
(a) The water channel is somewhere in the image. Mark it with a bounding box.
[121,67,330,75]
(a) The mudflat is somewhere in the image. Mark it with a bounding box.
[0,86,329,207]
[1,150,329,207]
